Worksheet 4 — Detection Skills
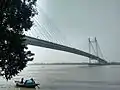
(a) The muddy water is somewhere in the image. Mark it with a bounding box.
[0,65,120,90]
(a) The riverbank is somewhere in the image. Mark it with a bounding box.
[28,62,120,65]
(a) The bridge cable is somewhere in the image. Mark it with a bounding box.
[89,41,97,56]
[32,16,53,41]
[96,41,104,59]
[33,17,56,42]
[34,16,56,42]
[37,7,64,44]
[37,7,72,46]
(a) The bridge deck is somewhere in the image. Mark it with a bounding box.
[25,36,107,64]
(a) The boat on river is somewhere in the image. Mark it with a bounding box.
[15,81,40,88]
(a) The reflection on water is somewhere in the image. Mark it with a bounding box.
[16,87,36,90]
[2,86,38,90]
[0,65,120,90]
[6,87,36,90]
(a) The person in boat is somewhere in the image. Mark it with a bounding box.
[30,78,35,84]
[24,78,35,85]
[20,78,24,83]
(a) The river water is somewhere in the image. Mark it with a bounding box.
[0,65,120,90]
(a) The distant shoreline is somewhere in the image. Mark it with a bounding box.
[28,62,120,65]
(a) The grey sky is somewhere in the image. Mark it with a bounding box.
[28,0,120,63]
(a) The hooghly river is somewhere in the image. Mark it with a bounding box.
[0,65,120,90]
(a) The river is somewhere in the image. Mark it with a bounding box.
[0,65,120,90]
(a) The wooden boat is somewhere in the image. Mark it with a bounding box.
[15,81,40,88]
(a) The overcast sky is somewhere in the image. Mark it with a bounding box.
[28,0,120,63]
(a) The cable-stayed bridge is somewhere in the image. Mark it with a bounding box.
[24,6,108,64]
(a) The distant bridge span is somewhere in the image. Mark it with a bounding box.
[25,36,107,64]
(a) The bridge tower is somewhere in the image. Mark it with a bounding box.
[88,37,104,64]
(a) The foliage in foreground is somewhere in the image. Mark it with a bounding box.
[0,0,37,80]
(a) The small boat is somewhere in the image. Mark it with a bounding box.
[15,81,40,88]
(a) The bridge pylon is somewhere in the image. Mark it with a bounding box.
[88,37,105,64]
